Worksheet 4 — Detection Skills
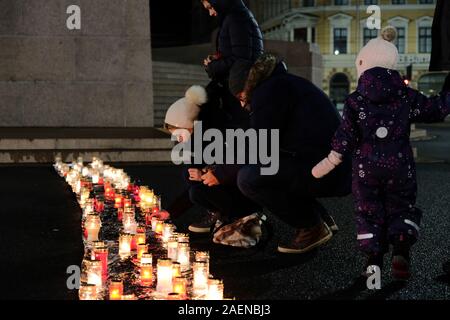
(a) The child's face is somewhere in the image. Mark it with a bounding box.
[169,128,193,143]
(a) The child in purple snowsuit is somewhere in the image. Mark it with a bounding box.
[312,27,450,280]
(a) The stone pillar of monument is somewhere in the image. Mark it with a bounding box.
[0,0,153,127]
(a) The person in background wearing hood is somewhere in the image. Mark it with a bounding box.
[152,85,261,233]
[168,0,263,232]
[228,54,352,255]
[312,27,450,281]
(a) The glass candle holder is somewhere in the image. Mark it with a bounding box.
[155,220,164,235]
[193,261,208,297]
[91,171,100,184]
[117,207,124,222]
[177,242,190,272]
[137,243,148,260]
[79,283,98,300]
[167,236,178,261]
[85,214,101,242]
[93,245,108,280]
[140,263,153,287]
[109,279,123,300]
[141,252,152,265]
[207,279,224,300]
[195,251,210,275]
[118,233,133,260]
[123,212,137,234]
[114,195,123,209]
[151,217,159,232]
[86,259,103,289]
[123,197,132,209]
[167,293,182,300]
[95,196,105,213]
[162,223,175,243]
[177,233,189,243]
[173,276,188,297]
[134,231,146,248]
[172,262,181,278]
[156,259,173,294]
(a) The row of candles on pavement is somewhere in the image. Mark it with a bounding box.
[54,156,225,300]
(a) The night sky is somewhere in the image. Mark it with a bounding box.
[150,0,217,48]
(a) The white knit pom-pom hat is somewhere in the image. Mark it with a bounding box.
[356,26,399,79]
[164,85,208,129]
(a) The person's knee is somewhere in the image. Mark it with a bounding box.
[237,166,261,196]
[188,185,208,204]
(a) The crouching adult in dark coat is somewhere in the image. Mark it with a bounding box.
[229,54,352,254]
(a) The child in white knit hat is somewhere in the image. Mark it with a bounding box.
[312,26,450,281]
[164,85,208,143]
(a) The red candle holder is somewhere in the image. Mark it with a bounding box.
[94,246,108,280]
[117,208,124,221]
[114,196,123,209]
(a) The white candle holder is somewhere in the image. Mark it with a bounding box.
[86,259,103,291]
[85,214,101,242]
[177,242,190,272]
[193,261,209,297]
[162,223,175,243]
[156,259,173,294]
[195,251,210,275]
[79,283,98,300]
[118,233,133,260]
[207,279,224,300]
[140,253,152,265]
[167,236,178,261]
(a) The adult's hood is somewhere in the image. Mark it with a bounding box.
[357,67,407,104]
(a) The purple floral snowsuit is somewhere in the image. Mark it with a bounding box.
[332,67,450,254]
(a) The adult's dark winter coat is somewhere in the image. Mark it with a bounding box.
[430,0,450,71]
[207,0,264,81]
[248,62,344,168]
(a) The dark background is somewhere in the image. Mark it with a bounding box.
[150,0,251,48]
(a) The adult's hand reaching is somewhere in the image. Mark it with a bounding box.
[188,168,203,182]
[201,170,220,187]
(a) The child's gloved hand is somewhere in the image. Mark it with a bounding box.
[312,151,343,179]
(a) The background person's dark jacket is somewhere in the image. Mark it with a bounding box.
[430,0,450,71]
[207,0,264,81]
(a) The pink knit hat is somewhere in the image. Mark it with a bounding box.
[356,26,399,79]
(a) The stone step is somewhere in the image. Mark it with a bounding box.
[152,78,209,86]
[410,128,428,140]
[152,68,208,76]
[153,73,209,81]
[0,128,173,164]
[0,150,172,164]
[153,61,206,72]
[154,90,196,98]
[153,83,195,92]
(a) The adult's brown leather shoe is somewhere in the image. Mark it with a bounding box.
[277,222,333,254]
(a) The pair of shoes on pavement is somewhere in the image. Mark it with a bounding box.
[277,212,339,254]
[188,211,222,233]
[188,211,338,255]
[277,221,333,254]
